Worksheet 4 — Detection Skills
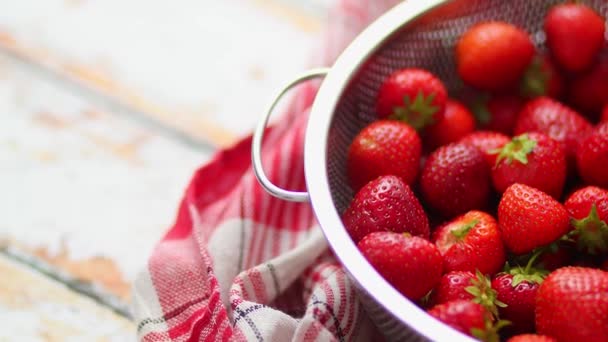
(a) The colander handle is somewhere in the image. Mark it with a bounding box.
[251,67,329,202]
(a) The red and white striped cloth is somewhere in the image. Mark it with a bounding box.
[133,1,400,340]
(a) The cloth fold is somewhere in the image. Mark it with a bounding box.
[133,1,401,341]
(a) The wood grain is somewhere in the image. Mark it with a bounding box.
[0,255,133,341]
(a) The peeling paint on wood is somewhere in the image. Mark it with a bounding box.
[0,254,133,341]
[33,245,131,301]
[0,52,207,294]
[1,245,130,319]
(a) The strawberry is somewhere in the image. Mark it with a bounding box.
[427,300,487,338]
[421,143,491,217]
[456,21,534,91]
[425,99,475,150]
[492,253,548,334]
[431,270,504,316]
[347,120,421,190]
[471,94,524,135]
[569,60,608,119]
[430,271,477,306]
[520,55,564,99]
[601,104,608,123]
[491,132,566,198]
[544,3,605,73]
[507,334,556,342]
[428,300,503,340]
[576,122,608,188]
[536,267,608,342]
[357,232,442,300]
[342,175,429,243]
[433,211,505,275]
[514,97,593,163]
[460,131,510,166]
[376,68,447,130]
[564,186,608,255]
[498,183,570,254]
[493,273,540,335]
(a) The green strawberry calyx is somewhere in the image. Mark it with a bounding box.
[472,319,511,342]
[506,248,549,287]
[521,56,549,98]
[570,204,608,255]
[465,270,506,318]
[391,91,438,131]
[490,133,537,166]
[507,266,547,287]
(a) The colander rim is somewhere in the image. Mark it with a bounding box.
[305,1,475,341]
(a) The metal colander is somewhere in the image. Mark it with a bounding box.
[252,0,608,340]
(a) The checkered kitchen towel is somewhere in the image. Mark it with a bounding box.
[133,1,401,340]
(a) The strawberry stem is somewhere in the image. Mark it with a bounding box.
[490,133,537,166]
[570,204,608,255]
[524,248,543,274]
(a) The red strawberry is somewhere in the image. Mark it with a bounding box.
[431,271,504,316]
[536,267,608,342]
[428,300,488,338]
[430,271,476,305]
[569,60,608,119]
[520,55,564,99]
[492,254,548,334]
[433,211,505,275]
[471,94,524,135]
[376,68,447,130]
[421,143,491,217]
[514,97,593,163]
[498,183,570,254]
[493,273,540,334]
[456,21,534,91]
[491,132,567,198]
[576,122,608,188]
[460,131,510,166]
[357,232,442,300]
[347,120,421,190]
[507,334,557,342]
[428,300,503,340]
[545,3,605,73]
[425,99,475,150]
[342,175,429,243]
[601,104,608,123]
[564,186,608,254]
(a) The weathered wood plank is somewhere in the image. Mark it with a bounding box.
[0,254,133,341]
[0,0,321,146]
[0,52,207,298]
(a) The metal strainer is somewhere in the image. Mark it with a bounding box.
[252,0,607,340]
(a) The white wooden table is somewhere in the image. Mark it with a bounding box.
[0,1,326,339]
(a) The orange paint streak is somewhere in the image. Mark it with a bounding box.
[33,244,131,300]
